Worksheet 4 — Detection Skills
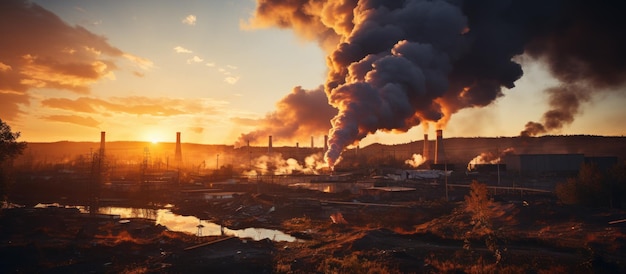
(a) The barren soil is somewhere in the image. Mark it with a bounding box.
[2,182,625,273]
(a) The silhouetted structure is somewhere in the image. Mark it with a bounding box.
[434,129,445,164]
[423,133,429,161]
[175,132,182,166]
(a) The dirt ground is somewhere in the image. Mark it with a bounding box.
[2,182,626,273]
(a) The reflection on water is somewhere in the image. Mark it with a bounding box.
[98,206,158,220]
[33,203,295,242]
[156,209,296,242]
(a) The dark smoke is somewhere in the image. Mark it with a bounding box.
[520,0,626,136]
[247,0,626,166]
[521,84,591,136]
[234,86,336,147]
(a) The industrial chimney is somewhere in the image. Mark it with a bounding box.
[323,135,328,153]
[311,136,314,148]
[99,131,106,158]
[268,135,273,154]
[423,134,429,162]
[434,129,445,164]
[175,132,182,165]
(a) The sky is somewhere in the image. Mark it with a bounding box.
[2,0,625,149]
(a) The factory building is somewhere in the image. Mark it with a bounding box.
[502,154,585,176]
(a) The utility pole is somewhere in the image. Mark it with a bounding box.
[445,161,449,202]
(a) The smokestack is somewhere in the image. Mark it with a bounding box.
[99,131,105,157]
[423,134,429,162]
[296,142,299,148]
[175,132,182,165]
[323,135,328,153]
[268,135,273,154]
[434,130,444,164]
[311,136,314,148]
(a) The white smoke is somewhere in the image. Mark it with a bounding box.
[241,152,328,176]
[467,147,515,171]
[405,153,426,168]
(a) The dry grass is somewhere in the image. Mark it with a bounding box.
[318,253,399,274]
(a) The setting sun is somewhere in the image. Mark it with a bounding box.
[144,130,167,145]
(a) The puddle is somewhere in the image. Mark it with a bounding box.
[33,204,296,242]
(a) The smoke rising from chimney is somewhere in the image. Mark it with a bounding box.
[519,0,626,136]
[235,86,335,147]
[521,84,591,136]
[434,129,444,164]
[241,152,328,176]
[247,0,626,166]
[467,147,515,171]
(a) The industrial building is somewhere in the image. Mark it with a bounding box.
[502,154,585,176]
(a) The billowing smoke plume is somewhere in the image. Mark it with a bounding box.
[241,152,328,176]
[405,153,426,168]
[520,84,591,136]
[248,0,626,167]
[467,147,515,171]
[520,0,626,136]
[234,86,336,147]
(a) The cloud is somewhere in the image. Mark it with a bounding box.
[182,14,196,25]
[0,0,151,122]
[40,96,223,117]
[226,65,238,70]
[42,114,100,128]
[123,53,154,70]
[205,62,215,67]
[186,56,204,64]
[41,97,97,113]
[174,46,192,53]
[0,90,29,121]
[0,62,12,72]
[230,117,259,127]
[224,76,240,84]
[188,126,204,134]
[19,54,114,94]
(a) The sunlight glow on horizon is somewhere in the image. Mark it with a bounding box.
[2,0,625,147]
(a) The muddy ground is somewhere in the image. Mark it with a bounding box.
[1,182,626,273]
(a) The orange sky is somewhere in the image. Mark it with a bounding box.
[2,0,625,148]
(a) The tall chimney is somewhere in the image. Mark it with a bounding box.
[423,134,429,161]
[311,136,314,148]
[268,135,273,154]
[175,132,182,165]
[296,142,299,148]
[99,131,106,157]
[323,135,328,153]
[434,129,444,164]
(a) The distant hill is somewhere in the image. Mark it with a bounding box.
[14,135,626,170]
[354,135,626,166]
